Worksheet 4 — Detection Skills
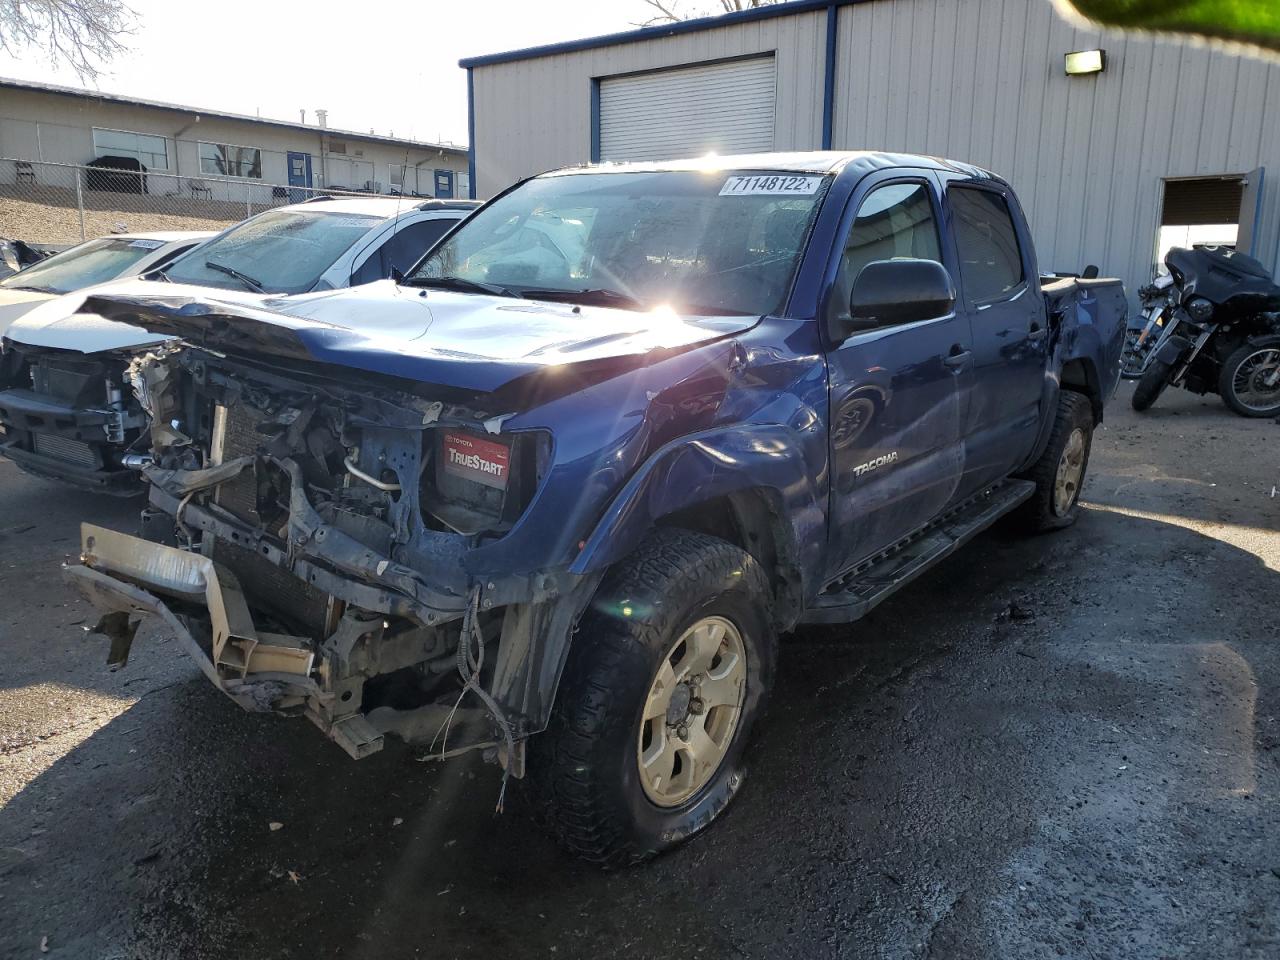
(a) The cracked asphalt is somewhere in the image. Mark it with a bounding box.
[1,384,1278,960]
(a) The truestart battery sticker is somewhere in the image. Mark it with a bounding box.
[441,432,510,489]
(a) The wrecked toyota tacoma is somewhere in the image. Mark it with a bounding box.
[66,152,1126,865]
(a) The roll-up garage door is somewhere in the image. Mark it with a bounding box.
[598,56,776,163]
[1161,177,1245,225]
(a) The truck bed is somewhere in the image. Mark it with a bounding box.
[1041,274,1129,409]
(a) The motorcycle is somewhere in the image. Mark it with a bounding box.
[1124,246,1280,417]
[1121,272,1178,379]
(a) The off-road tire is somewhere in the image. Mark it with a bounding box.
[1218,335,1280,418]
[1015,391,1094,533]
[1131,357,1172,411]
[528,529,776,867]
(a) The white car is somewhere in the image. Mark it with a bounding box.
[0,197,478,492]
[0,231,212,337]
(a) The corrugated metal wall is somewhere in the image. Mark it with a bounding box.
[470,0,1280,300]
[470,10,826,194]
[832,0,1280,301]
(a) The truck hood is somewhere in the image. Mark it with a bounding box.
[3,279,272,354]
[80,279,759,394]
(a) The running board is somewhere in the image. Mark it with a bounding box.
[801,480,1036,625]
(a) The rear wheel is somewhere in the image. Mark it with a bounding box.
[1016,391,1094,533]
[1131,357,1173,412]
[529,529,776,867]
[1218,336,1280,418]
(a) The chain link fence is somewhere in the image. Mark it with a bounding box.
[0,157,408,247]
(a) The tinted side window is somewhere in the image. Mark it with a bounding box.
[834,182,942,323]
[352,219,455,285]
[948,187,1024,301]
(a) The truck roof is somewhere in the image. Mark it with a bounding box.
[545,150,998,181]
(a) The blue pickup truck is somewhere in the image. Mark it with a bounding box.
[68,152,1126,865]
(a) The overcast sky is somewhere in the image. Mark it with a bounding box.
[0,0,688,146]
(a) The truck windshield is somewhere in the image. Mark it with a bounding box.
[409,170,830,316]
[163,209,381,295]
[0,237,164,294]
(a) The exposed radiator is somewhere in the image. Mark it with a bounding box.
[210,538,332,636]
[212,402,265,524]
[33,433,99,469]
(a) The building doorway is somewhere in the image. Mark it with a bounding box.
[286,151,313,203]
[1155,171,1264,273]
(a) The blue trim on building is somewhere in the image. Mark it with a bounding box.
[589,79,602,163]
[821,2,838,149]
[466,68,477,199]
[1250,166,1266,257]
[458,0,872,69]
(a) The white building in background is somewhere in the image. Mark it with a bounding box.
[0,77,470,198]
[461,0,1280,300]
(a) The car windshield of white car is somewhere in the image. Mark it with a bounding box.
[0,237,163,294]
[163,209,382,295]
[408,170,831,317]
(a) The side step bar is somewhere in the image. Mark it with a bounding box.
[801,479,1036,625]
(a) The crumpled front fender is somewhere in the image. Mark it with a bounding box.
[568,422,828,608]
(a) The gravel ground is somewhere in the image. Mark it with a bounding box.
[0,186,257,246]
[0,383,1277,960]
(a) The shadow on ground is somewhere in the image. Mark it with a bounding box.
[3,504,1277,960]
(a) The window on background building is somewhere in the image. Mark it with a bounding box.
[92,128,169,169]
[456,172,471,198]
[199,142,263,179]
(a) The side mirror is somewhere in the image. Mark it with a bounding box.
[836,258,956,341]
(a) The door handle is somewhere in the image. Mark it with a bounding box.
[943,347,971,369]
[1027,323,1047,341]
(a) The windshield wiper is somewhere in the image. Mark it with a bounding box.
[403,275,522,298]
[519,287,644,310]
[204,260,265,293]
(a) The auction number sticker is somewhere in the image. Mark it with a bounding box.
[719,175,823,196]
[127,239,165,249]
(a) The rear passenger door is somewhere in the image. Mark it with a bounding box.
[941,181,1047,494]
[350,217,457,286]
[824,175,970,576]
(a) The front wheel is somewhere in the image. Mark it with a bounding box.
[529,529,776,867]
[1131,357,1173,412]
[1218,336,1280,418]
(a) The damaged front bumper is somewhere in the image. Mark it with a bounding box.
[65,517,591,769]
[0,377,144,495]
[67,523,325,711]
[66,523,436,760]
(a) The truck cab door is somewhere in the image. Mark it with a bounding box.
[939,178,1047,495]
[823,174,970,577]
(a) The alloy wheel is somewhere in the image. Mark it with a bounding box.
[637,615,747,807]
[1053,427,1086,515]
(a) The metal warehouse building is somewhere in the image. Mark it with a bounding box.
[461,0,1280,300]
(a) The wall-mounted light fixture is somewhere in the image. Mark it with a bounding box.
[1065,49,1106,76]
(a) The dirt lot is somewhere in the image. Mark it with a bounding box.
[0,185,256,246]
[0,384,1277,960]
